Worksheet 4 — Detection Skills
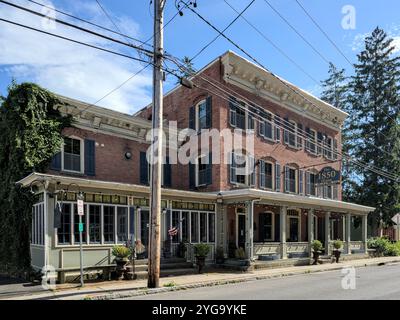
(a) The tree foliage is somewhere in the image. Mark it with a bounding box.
[0,82,70,274]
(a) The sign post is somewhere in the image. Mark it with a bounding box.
[391,214,400,241]
[77,195,85,287]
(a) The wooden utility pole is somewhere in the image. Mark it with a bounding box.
[148,0,164,288]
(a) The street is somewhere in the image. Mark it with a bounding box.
[123,263,400,300]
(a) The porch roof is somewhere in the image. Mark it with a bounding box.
[17,173,375,214]
[219,188,374,215]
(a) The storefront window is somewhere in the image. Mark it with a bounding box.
[57,203,71,244]
[89,205,101,244]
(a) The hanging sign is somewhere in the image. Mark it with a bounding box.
[317,166,340,184]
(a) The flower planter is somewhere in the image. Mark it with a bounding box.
[115,258,128,280]
[196,256,206,273]
[333,249,341,263]
[312,251,321,265]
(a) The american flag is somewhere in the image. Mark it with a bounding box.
[168,226,179,236]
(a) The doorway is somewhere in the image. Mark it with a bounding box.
[237,214,246,250]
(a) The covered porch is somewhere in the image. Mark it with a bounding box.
[217,189,374,262]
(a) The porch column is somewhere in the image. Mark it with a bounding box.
[362,214,368,254]
[246,201,254,260]
[216,203,226,255]
[325,211,331,255]
[342,216,346,241]
[280,206,287,259]
[308,209,314,256]
[346,213,352,254]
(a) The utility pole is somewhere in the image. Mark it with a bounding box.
[148,0,164,288]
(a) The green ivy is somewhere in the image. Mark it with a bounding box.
[0,82,71,275]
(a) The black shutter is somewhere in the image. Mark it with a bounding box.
[189,105,195,130]
[297,123,303,149]
[189,161,195,189]
[229,96,237,127]
[275,163,281,192]
[205,96,212,128]
[317,132,324,155]
[206,152,212,185]
[283,117,289,144]
[51,152,61,171]
[163,156,171,187]
[274,213,280,242]
[305,127,311,151]
[140,151,148,185]
[84,139,95,176]
[274,115,281,142]
[333,139,338,160]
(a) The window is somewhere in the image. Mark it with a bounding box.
[230,152,255,186]
[324,136,333,159]
[259,160,274,189]
[208,212,215,242]
[189,97,211,131]
[32,201,44,245]
[259,113,274,140]
[191,212,199,242]
[117,207,128,242]
[259,212,273,241]
[103,206,115,243]
[89,205,101,244]
[236,104,246,129]
[307,129,317,154]
[196,154,211,186]
[171,211,180,243]
[200,212,207,242]
[229,98,254,131]
[57,203,71,244]
[288,121,296,147]
[307,172,317,196]
[74,204,86,244]
[63,137,82,172]
[285,166,297,193]
[197,100,207,131]
[181,211,189,242]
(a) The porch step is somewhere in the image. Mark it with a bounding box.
[160,258,188,264]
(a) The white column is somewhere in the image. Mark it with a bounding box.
[280,206,287,259]
[325,211,331,255]
[346,213,352,254]
[362,214,368,254]
[308,209,314,256]
[245,201,254,260]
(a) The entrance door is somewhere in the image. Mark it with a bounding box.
[140,210,149,250]
[289,217,299,242]
[237,214,246,249]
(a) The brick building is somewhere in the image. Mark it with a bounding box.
[18,51,373,281]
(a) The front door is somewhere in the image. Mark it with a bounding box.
[289,217,299,242]
[237,214,246,249]
[140,210,149,257]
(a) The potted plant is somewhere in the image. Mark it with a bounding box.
[215,246,225,264]
[112,245,131,279]
[311,240,323,265]
[194,243,210,273]
[332,239,343,263]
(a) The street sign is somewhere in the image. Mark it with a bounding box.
[78,222,84,232]
[77,199,84,216]
[391,214,400,225]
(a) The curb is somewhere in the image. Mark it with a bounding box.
[80,257,400,300]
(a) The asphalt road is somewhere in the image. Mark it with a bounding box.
[124,263,400,300]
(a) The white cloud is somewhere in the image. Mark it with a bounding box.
[0,0,152,114]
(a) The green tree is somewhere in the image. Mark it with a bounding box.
[0,82,70,274]
[347,27,400,232]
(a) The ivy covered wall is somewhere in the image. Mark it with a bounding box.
[0,82,71,275]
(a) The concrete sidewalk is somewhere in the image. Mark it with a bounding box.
[4,256,400,300]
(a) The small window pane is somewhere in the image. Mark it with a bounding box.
[104,206,115,243]
[208,213,215,242]
[117,207,128,242]
[181,211,189,242]
[89,205,101,243]
[200,212,207,242]
[191,212,199,243]
[58,203,71,244]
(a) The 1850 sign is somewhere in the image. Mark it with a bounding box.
[317,166,340,184]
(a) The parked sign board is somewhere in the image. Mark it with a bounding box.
[317,166,340,184]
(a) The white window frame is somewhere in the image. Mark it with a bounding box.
[231,100,254,132]
[195,154,208,187]
[195,99,207,132]
[287,121,297,148]
[258,211,275,242]
[308,129,317,154]
[286,209,301,242]
[232,152,253,187]
[324,136,334,160]
[260,160,275,190]
[287,166,298,194]
[235,207,246,248]
[61,136,84,174]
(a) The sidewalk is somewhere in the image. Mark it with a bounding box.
[4,256,400,300]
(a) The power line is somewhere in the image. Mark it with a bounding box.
[189,0,256,62]
[262,0,331,65]
[223,0,321,86]
[294,0,353,67]
[26,0,152,49]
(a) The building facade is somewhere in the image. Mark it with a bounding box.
[18,51,374,281]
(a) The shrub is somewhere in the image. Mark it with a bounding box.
[234,247,246,259]
[367,237,391,256]
[311,240,323,252]
[194,243,210,257]
[385,242,400,256]
[333,239,343,250]
[112,245,131,260]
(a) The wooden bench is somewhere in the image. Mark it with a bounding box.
[57,264,116,284]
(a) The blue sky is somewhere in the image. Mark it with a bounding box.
[1,0,400,113]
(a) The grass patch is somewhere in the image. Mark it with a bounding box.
[163,281,177,288]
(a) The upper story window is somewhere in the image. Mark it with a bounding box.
[284,166,297,193]
[324,136,333,160]
[229,97,254,131]
[306,129,317,154]
[306,171,317,196]
[230,151,255,186]
[259,160,274,190]
[189,96,212,132]
[63,137,83,173]
[196,153,212,187]
[259,112,275,141]
[283,119,303,149]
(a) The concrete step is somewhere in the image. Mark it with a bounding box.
[160,258,188,264]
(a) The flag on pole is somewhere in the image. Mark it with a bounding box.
[168,226,179,236]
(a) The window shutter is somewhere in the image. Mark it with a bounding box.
[206,152,212,185]
[229,152,237,184]
[284,166,289,192]
[305,127,310,151]
[189,105,195,130]
[163,156,171,187]
[297,123,303,149]
[249,156,255,186]
[229,96,237,127]
[140,151,148,185]
[189,161,195,189]
[248,115,254,130]
[333,139,338,160]
[274,116,281,142]
[299,170,304,195]
[206,96,212,128]
[275,163,281,192]
[84,139,95,176]
[50,152,61,171]
[259,160,266,188]
[317,132,324,155]
[305,172,310,195]
[283,117,289,144]
[259,121,265,137]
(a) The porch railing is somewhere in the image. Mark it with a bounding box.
[287,242,309,253]
[254,242,280,256]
